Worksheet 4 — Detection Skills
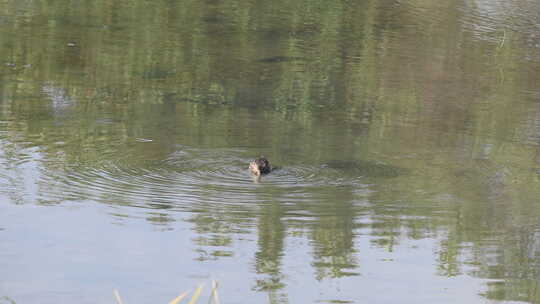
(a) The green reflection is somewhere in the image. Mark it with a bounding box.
[1,0,540,303]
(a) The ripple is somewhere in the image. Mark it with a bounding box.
[37,148,376,210]
[458,0,540,51]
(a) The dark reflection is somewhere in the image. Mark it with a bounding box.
[1,0,540,303]
[323,160,405,178]
[256,56,304,63]
[141,67,177,80]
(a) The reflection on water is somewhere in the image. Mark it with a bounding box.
[1,0,540,303]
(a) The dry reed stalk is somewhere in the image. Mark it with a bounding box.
[113,289,124,304]
[169,291,189,304]
[186,284,204,304]
[210,280,220,304]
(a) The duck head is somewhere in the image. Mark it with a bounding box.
[249,157,271,176]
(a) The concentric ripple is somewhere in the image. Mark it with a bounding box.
[37,147,373,210]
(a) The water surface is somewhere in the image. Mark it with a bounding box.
[1,0,540,303]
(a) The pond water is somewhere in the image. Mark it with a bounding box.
[1,0,540,303]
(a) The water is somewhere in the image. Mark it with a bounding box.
[1,0,540,303]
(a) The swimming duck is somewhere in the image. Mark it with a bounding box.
[249,157,271,176]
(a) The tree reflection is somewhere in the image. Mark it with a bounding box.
[1,0,540,302]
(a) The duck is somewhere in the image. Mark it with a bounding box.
[249,157,271,176]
